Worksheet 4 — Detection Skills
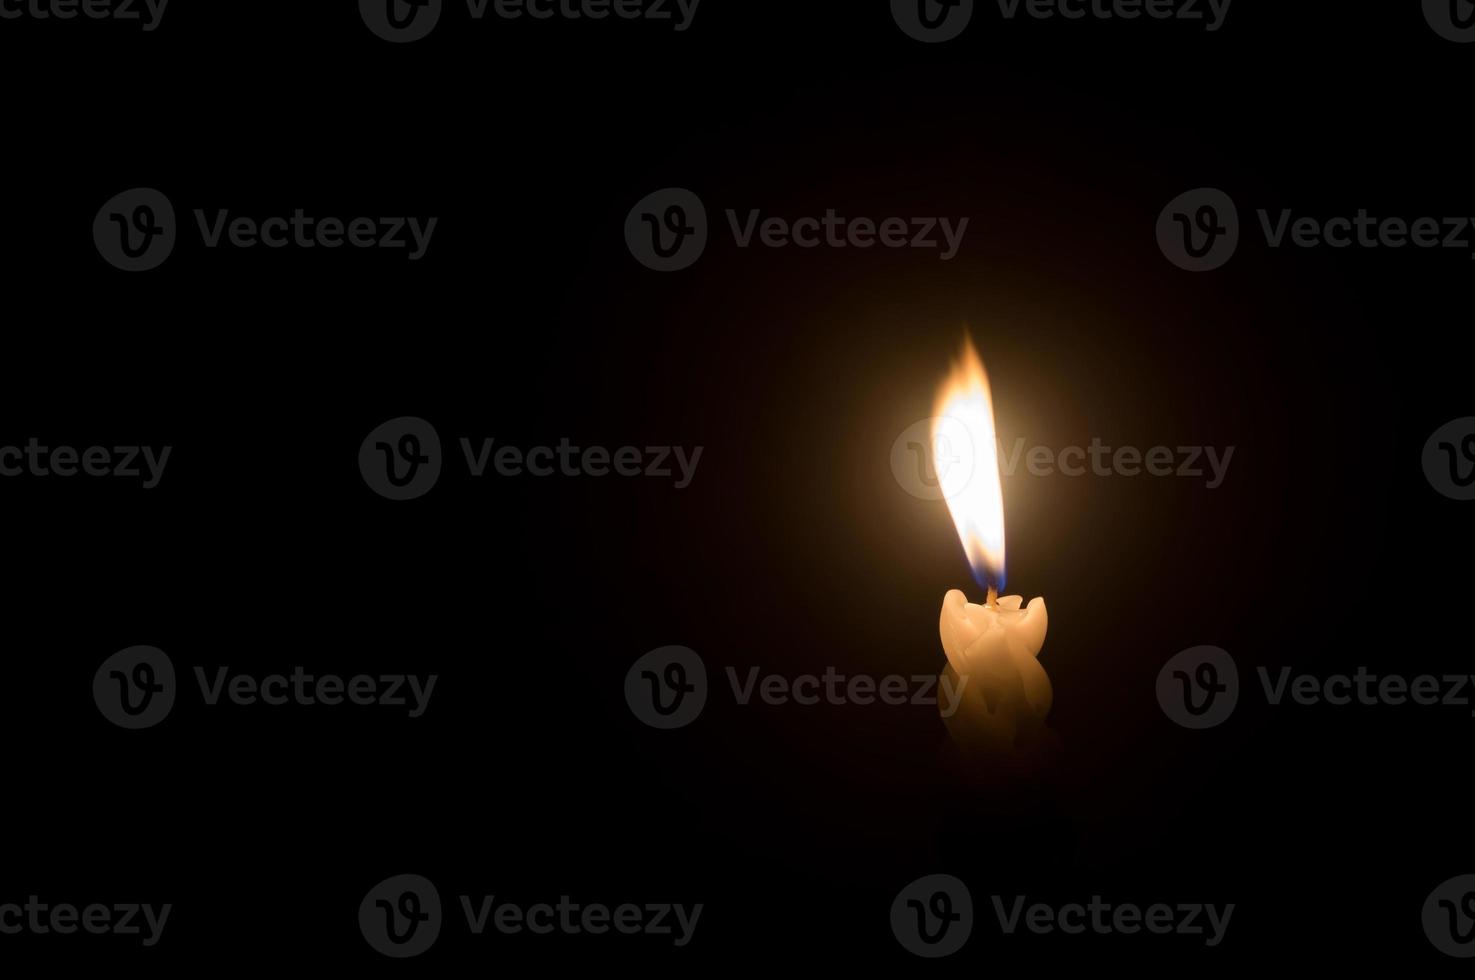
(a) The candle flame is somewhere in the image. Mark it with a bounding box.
[932,337,1006,593]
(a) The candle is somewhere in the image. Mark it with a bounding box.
[938,590,1051,752]
[932,338,1053,755]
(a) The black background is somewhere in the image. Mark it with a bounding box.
[1,0,1471,969]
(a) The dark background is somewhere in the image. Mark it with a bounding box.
[1,0,1470,969]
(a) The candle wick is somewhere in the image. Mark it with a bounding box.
[986,586,998,609]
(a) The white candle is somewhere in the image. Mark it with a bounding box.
[939,589,1050,750]
[931,338,1052,753]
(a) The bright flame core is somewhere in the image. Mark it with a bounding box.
[932,337,1005,592]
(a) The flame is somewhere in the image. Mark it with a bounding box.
[932,337,1005,592]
